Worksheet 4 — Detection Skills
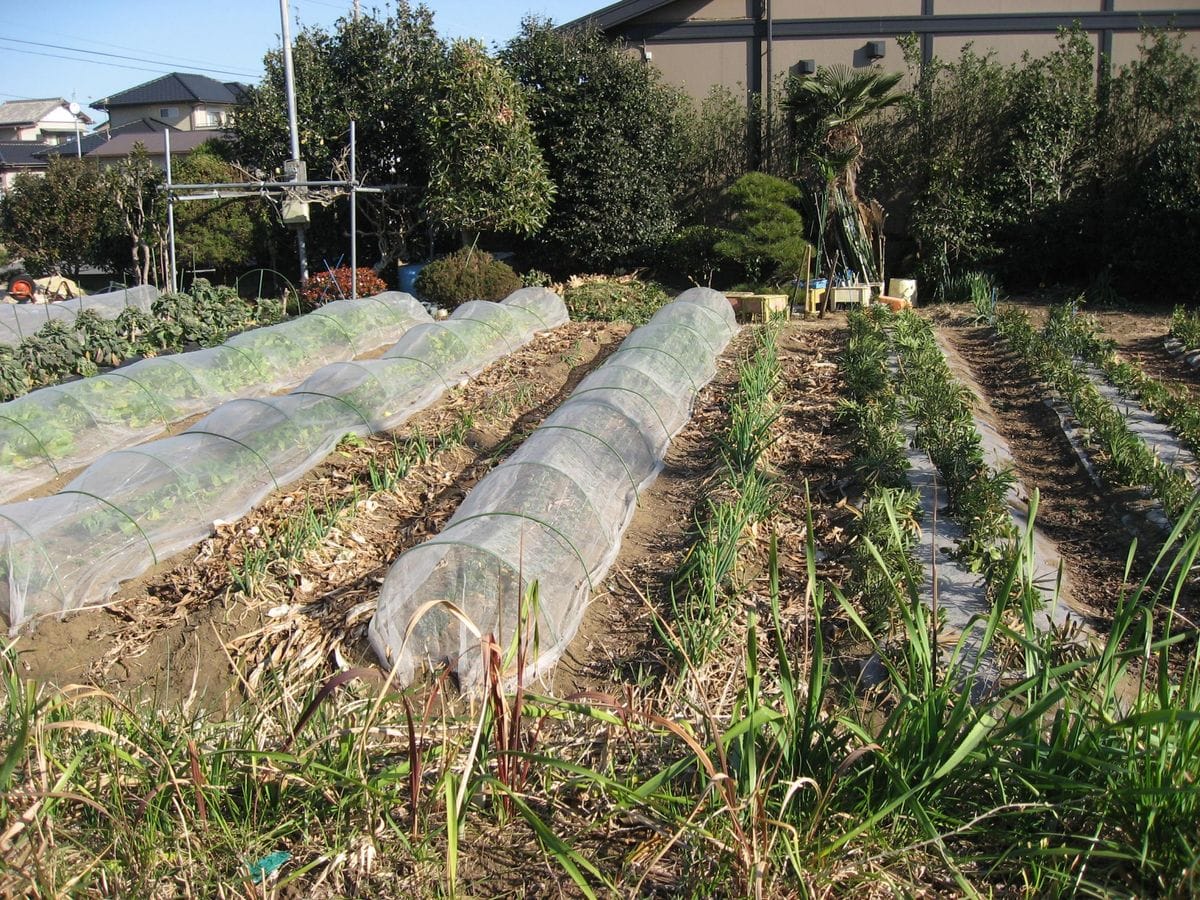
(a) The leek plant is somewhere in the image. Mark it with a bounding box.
[997,306,1194,520]
[892,312,1020,580]
[1050,301,1200,462]
[664,325,782,671]
[1170,305,1200,351]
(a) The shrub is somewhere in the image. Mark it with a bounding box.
[299,267,389,306]
[522,268,552,288]
[659,224,730,288]
[562,275,670,325]
[414,249,521,309]
[713,173,812,286]
[501,20,691,273]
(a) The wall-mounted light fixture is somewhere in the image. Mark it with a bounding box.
[796,59,816,75]
[866,40,886,60]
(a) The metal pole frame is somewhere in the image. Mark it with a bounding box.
[279,0,309,285]
[164,128,178,294]
[350,120,357,300]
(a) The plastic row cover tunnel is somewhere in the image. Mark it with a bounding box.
[0,289,567,629]
[0,292,431,503]
[369,287,738,688]
[0,284,159,348]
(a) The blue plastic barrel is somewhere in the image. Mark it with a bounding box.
[397,263,428,294]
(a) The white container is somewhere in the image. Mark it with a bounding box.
[888,278,917,303]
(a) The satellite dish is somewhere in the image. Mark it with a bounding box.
[68,101,81,116]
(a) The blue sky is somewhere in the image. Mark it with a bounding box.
[0,1,603,124]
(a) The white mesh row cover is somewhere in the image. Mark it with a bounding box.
[0,292,431,503]
[369,287,738,690]
[0,284,159,348]
[0,289,567,629]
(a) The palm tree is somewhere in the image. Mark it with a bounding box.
[785,65,904,308]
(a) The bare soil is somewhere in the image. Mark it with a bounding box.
[11,315,859,719]
[1091,307,1200,400]
[15,302,1193,705]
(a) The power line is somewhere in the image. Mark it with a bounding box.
[0,44,195,78]
[2,21,265,74]
[297,0,352,10]
[0,36,258,79]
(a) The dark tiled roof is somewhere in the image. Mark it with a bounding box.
[0,141,51,168]
[85,129,219,158]
[40,118,165,158]
[95,73,250,109]
[562,0,675,30]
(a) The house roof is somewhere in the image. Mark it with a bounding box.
[95,73,250,109]
[84,128,219,158]
[0,97,93,127]
[41,118,166,159]
[562,0,677,30]
[0,141,51,169]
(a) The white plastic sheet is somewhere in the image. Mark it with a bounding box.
[369,287,737,688]
[0,284,159,347]
[0,292,431,502]
[0,289,567,629]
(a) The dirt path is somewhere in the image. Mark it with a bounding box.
[942,324,1146,620]
[12,322,631,703]
[1091,308,1200,400]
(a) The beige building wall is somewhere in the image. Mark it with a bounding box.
[646,40,749,101]
[771,0,922,15]
[603,0,1200,111]
[769,36,911,79]
[633,0,751,21]
[1111,28,1200,66]
[1115,0,1200,8]
[937,0,1103,13]
[106,105,194,131]
[933,30,1099,65]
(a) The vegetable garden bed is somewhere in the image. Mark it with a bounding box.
[2,301,1198,898]
[0,292,430,503]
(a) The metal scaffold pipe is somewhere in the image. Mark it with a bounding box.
[279,0,309,284]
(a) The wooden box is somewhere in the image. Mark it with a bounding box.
[739,294,789,322]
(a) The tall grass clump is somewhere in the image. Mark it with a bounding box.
[604,499,1200,895]
[935,270,997,307]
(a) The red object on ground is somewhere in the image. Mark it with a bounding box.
[8,275,35,302]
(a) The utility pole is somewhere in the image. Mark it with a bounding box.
[279,0,309,285]
[353,0,360,22]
